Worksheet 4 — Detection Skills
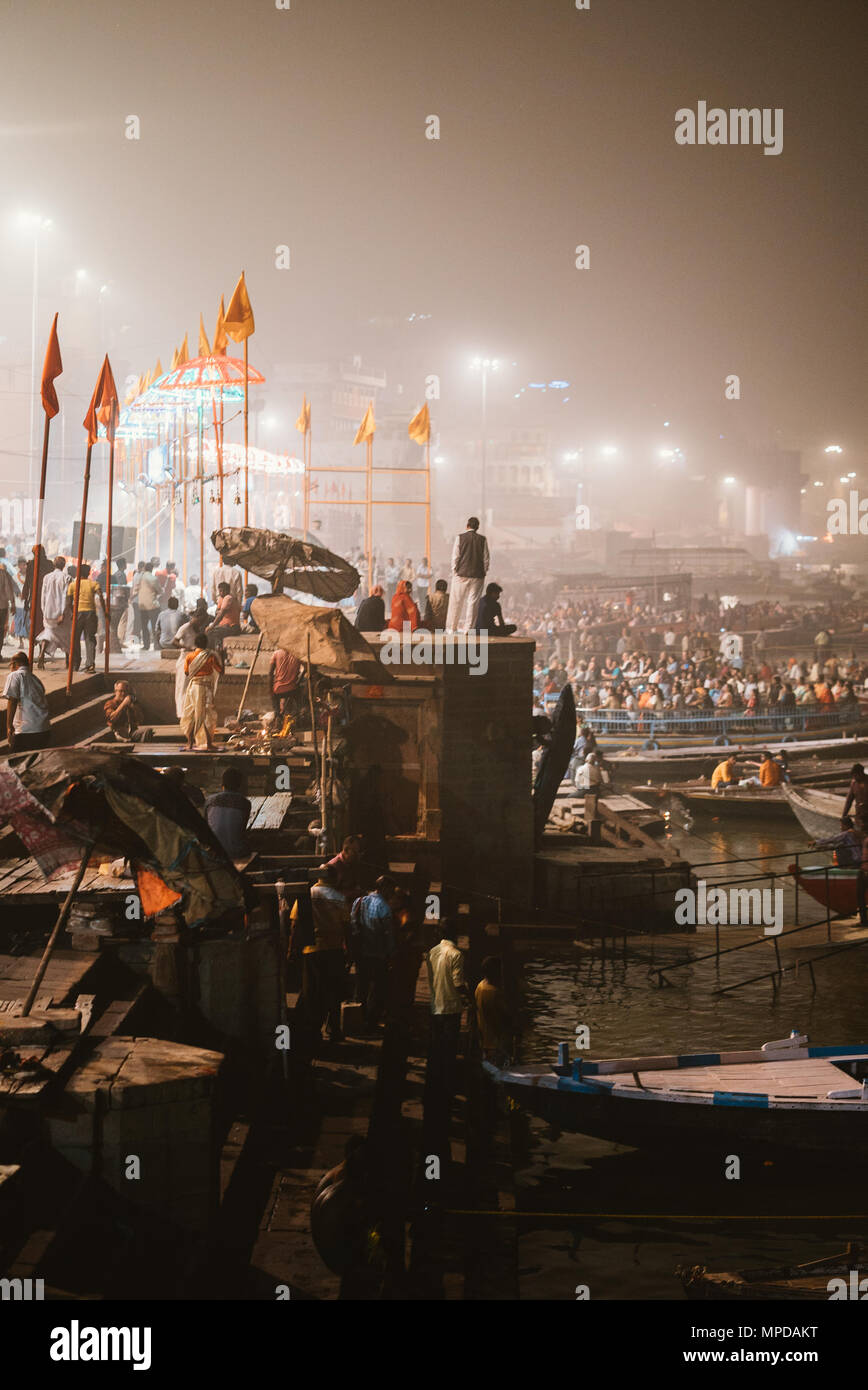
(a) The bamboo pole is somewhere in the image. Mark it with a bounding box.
[306,632,319,780]
[182,408,188,584]
[66,442,94,694]
[243,339,249,527]
[198,403,205,601]
[236,631,264,722]
[28,410,52,664]
[22,844,92,1016]
[103,430,116,676]
[366,435,373,585]
[211,391,225,528]
[425,436,431,563]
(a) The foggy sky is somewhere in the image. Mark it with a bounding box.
[1,0,865,475]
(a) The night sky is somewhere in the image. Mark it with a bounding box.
[0,0,865,473]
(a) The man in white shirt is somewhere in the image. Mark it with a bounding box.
[211,562,243,606]
[425,921,469,1118]
[3,653,51,751]
[37,556,70,665]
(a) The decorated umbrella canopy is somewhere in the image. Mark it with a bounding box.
[0,749,247,927]
[213,526,360,603]
[156,354,265,394]
[251,595,390,684]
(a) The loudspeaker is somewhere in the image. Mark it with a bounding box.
[70,521,103,561]
[110,525,138,564]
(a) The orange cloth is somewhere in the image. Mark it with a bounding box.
[40,313,62,418]
[225,272,255,341]
[388,586,421,632]
[408,402,430,444]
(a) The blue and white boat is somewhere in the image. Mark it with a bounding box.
[484,1033,868,1158]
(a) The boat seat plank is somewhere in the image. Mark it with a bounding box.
[602,1058,852,1098]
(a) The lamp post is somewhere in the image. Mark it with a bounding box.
[471,356,499,523]
[19,213,52,498]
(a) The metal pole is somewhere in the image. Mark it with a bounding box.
[480,365,487,523]
[28,233,38,498]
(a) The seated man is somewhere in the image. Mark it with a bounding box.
[103,680,140,741]
[3,652,51,752]
[738,750,782,788]
[241,584,260,633]
[710,755,738,790]
[155,595,184,648]
[204,767,252,861]
[812,815,862,867]
[472,582,516,635]
[206,582,242,647]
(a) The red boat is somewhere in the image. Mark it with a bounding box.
[788,863,861,917]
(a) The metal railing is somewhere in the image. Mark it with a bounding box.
[542,700,863,738]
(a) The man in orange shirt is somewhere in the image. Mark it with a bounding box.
[206,582,242,647]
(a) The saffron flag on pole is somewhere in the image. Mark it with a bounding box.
[213,295,228,354]
[353,401,376,445]
[170,347,179,370]
[295,394,311,434]
[95,356,119,442]
[177,334,189,367]
[83,357,113,446]
[408,402,430,445]
[40,313,63,419]
[198,314,211,358]
[154,358,163,379]
[224,272,255,342]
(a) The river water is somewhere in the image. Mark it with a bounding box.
[509,815,868,1300]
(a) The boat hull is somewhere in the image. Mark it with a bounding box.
[789,864,861,916]
[783,786,847,839]
[502,1077,868,1160]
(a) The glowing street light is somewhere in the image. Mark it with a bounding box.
[600,444,618,457]
[824,444,843,454]
[470,356,501,520]
[16,211,53,494]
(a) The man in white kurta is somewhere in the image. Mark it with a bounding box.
[445,518,490,632]
[37,558,71,663]
[210,563,243,606]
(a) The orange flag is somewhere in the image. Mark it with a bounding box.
[40,313,63,419]
[408,402,430,445]
[96,356,119,441]
[177,334,189,367]
[170,347,179,370]
[224,272,255,342]
[213,295,228,354]
[353,401,376,445]
[83,356,117,445]
[154,357,164,379]
[198,314,211,358]
[295,394,311,434]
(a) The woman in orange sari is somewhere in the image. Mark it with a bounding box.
[181,636,223,751]
[387,580,421,633]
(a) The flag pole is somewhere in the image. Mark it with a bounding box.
[66,442,94,695]
[425,435,431,563]
[198,402,205,597]
[182,408,188,584]
[103,429,116,676]
[366,432,373,584]
[28,411,51,665]
[243,339,249,527]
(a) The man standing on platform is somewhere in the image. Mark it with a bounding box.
[446,516,489,632]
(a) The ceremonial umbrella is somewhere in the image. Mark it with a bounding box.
[213,526,360,603]
[250,595,389,684]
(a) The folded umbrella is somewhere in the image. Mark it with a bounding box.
[212,526,360,603]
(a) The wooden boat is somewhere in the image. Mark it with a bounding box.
[609,735,868,784]
[484,1034,868,1159]
[783,785,846,840]
[679,1244,868,1300]
[633,783,793,819]
[788,863,861,917]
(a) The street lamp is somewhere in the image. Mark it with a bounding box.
[470,356,499,521]
[18,212,52,495]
